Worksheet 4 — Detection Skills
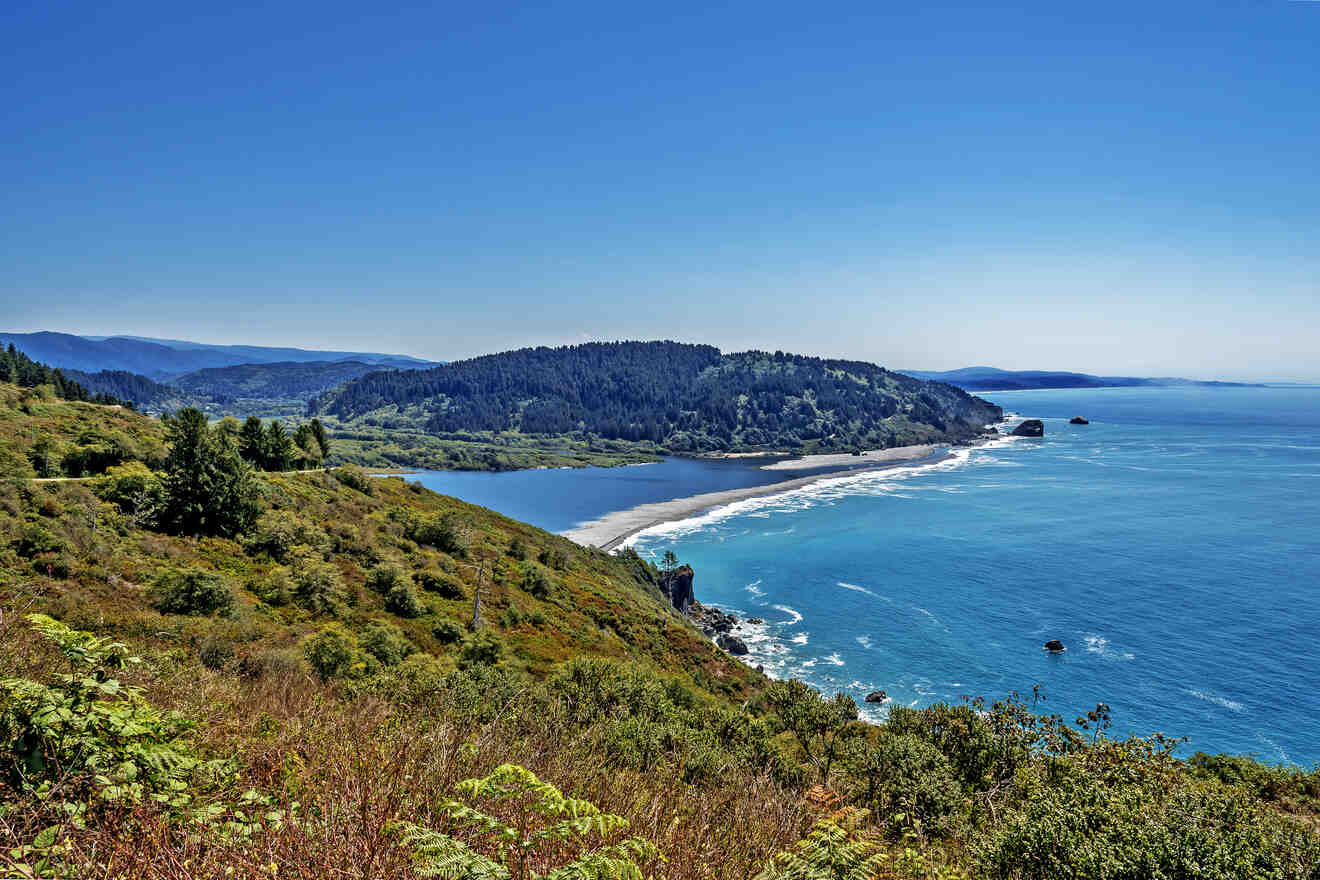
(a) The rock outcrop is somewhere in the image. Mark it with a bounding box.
[1043,639,1066,653]
[658,565,695,613]
[1010,419,1045,437]
[1069,416,1089,425]
[689,601,737,636]
[864,690,887,703]
[717,633,749,655]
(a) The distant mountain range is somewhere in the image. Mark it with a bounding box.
[0,331,435,380]
[900,366,1262,392]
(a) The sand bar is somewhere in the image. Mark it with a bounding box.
[563,445,952,551]
[758,444,938,471]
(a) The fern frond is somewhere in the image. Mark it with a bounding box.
[396,821,513,879]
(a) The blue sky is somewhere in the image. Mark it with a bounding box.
[3,1,1317,379]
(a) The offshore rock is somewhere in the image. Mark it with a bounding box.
[1044,639,1066,653]
[717,633,749,655]
[865,690,888,703]
[1069,416,1089,425]
[1011,419,1045,437]
[658,564,695,613]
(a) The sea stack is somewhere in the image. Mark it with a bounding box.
[1069,416,1089,425]
[1011,419,1045,437]
[1044,639,1066,653]
[865,690,888,703]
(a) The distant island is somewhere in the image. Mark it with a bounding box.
[901,366,1264,392]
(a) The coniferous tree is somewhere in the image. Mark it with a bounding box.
[160,408,259,537]
[264,421,294,471]
[238,417,267,468]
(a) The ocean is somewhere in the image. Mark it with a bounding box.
[626,386,1320,765]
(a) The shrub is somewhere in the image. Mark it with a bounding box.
[332,465,374,495]
[431,619,464,644]
[290,552,346,616]
[414,569,465,599]
[385,581,425,618]
[149,567,235,617]
[521,564,555,600]
[459,630,504,668]
[365,562,406,594]
[507,536,528,560]
[91,461,165,524]
[16,523,66,559]
[845,732,967,835]
[249,568,292,606]
[537,547,567,570]
[359,621,416,666]
[303,625,358,680]
[403,512,466,555]
[247,509,333,562]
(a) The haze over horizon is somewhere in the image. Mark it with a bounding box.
[4,1,1318,381]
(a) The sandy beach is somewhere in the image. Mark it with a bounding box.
[563,444,951,551]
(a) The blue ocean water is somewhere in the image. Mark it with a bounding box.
[629,386,1320,765]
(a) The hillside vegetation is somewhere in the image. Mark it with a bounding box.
[312,342,1003,456]
[3,386,1320,879]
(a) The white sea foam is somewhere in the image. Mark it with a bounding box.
[744,579,765,598]
[1084,635,1135,661]
[838,581,880,598]
[773,604,803,625]
[790,633,809,645]
[824,653,845,666]
[1187,689,1245,713]
[855,635,873,649]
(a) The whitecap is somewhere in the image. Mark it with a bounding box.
[790,633,809,645]
[744,579,765,598]
[856,635,873,649]
[1187,689,1245,713]
[773,604,803,625]
[838,581,881,598]
[824,653,845,666]
[1083,635,1135,661]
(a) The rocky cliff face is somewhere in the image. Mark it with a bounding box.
[658,565,695,613]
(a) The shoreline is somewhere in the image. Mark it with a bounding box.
[562,445,958,551]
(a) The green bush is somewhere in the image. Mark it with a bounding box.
[414,569,465,599]
[245,509,331,562]
[359,621,416,666]
[365,562,406,594]
[303,625,358,680]
[845,732,967,835]
[521,564,555,600]
[459,630,504,668]
[149,567,235,617]
[384,581,425,618]
[16,523,66,559]
[431,619,464,644]
[290,552,346,616]
[332,465,374,495]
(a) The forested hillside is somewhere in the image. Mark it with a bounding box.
[314,342,1003,453]
[0,344,128,407]
[170,359,384,402]
[63,368,202,411]
[2,382,1320,878]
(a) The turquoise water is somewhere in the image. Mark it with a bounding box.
[630,387,1320,764]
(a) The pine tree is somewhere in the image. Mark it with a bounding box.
[160,408,259,537]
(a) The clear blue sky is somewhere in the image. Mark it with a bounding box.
[3,1,1317,380]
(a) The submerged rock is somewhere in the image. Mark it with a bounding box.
[747,617,764,625]
[717,633,749,655]
[864,690,888,704]
[1069,416,1089,425]
[1044,639,1066,653]
[1011,419,1045,437]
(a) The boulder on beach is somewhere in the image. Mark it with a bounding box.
[1011,419,1045,437]
[864,690,888,704]
[1069,416,1089,425]
[1043,639,1066,653]
[717,633,749,655]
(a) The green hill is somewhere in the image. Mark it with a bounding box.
[313,342,1004,456]
[2,387,1318,879]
